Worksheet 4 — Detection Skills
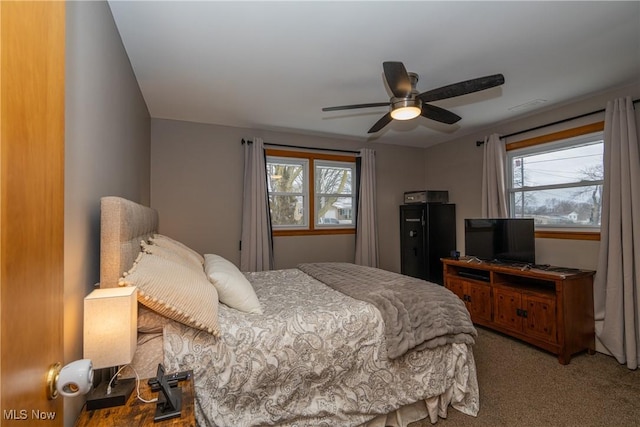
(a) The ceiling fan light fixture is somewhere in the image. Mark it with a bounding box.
[323,62,505,133]
[390,99,421,120]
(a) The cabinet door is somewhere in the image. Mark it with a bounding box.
[467,281,492,323]
[523,294,557,344]
[400,205,427,279]
[446,278,466,301]
[493,287,522,332]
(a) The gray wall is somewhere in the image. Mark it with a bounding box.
[65,2,150,425]
[150,119,426,272]
[423,83,640,271]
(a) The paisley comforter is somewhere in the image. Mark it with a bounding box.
[163,267,479,427]
[298,262,477,358]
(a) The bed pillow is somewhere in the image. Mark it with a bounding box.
[149,234,204,265]
[141,240,203,273]
[204,254,263,314]
[119,251,220,336]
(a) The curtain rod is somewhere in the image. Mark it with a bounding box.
[241,139,360,154]
[476,98,640,146]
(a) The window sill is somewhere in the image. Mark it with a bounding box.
[273,228,356,237]
[535,230,600,241]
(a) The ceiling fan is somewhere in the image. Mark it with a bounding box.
[322,61,505,134]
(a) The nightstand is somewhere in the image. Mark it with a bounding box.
[75,370,195,427]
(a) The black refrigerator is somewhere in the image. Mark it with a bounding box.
[400,203,456,285]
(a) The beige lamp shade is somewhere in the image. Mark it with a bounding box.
[83,286,137,369]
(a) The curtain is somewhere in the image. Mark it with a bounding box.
[593,96,640,369]
[354,148,379,267]
[481,133,509,218]
[240,137,274,272]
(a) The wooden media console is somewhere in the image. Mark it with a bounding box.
[442,257,595,364]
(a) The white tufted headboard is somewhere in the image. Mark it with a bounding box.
[100,196,159,288]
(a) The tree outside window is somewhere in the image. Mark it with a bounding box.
[267,158,307,227]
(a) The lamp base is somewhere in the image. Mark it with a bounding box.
[85,377,135,411]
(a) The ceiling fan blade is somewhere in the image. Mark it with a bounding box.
[383,61,412,98]
[417,74,505,103]
[368,113,393,133]
[421,104,462,125]
[322,102,390,112]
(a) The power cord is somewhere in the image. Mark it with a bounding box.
[130,365,158,404]
[108,364,158,404]
[106,365,127,395]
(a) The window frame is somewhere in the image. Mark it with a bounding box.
[505,122,604,241]
[266,149,357,236]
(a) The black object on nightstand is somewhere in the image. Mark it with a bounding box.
[74,368,195,427]
[154,371,182,421]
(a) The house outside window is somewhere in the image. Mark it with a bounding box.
[507,128,604,230]
[266,149,356,235]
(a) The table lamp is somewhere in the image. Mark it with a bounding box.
[83,286,137,410]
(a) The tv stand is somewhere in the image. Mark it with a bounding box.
[442,257,595,364]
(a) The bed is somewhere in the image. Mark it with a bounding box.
[99,196,480,426]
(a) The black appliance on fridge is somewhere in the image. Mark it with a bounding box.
[400,203,456,285]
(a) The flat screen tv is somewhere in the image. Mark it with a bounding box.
[464,218,535,265]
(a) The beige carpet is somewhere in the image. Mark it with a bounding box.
[410,327,640,427]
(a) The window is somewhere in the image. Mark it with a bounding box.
[507,125,604,230]
[266,149,356,235]
[267,157,308,228]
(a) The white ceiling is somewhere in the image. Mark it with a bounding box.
[108,1,640,149]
